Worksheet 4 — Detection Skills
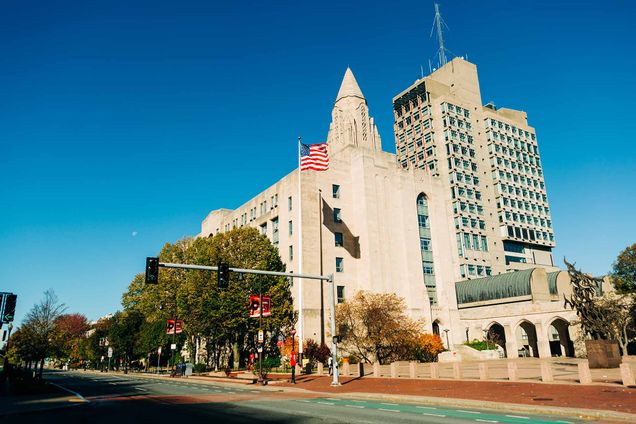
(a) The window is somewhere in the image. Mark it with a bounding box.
[336,257,344,272]
[288,220,293,236]
[289,245,293,261]
[423,262,434,274]
[337,285,345,304]
[335,232,343,247]
[333,208,342,223]
[481,236,488,252]
[332,184,340,199]
[420,237,431,251]
[271,218,279,244]
[288,196,292,211]
[260,223,267,236]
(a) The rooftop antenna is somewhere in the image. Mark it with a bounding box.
[430,3,450,68]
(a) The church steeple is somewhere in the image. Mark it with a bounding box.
[327,68,382,153]
[335,67,365,103]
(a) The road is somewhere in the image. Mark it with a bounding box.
[2,370,585,424]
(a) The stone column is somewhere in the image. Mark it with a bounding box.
[478,362,488,380]
[342,361,350,377]
[504,324,518,359]
[373,362,380,377]
[540,361,553,382]
[317,362,324,375]
[453,362,462,379]
[409,361,417,379]
[534,322,552,359]
[390,362,398,378]
[430,363,439,379]
[620,364,635,387]
[507,362,518,381]
[578,361,592,384]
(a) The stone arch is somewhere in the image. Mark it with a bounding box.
[515,319,539,358]
[432,320,440,336]
[485,321,506,355]
[547,316,575,357]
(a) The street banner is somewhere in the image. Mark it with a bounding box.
[166,319,183,334]
[249,295,271,318]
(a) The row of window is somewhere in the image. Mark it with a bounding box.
[451,186,482,201]
[452,200,485,216]
[443,116,472,131]
[496,182,548,204]
[500,211,552,228]
[455,216,486,231]
[494,170,545,191]
[485,118,536,141]
[491,156,543,178]
[449,171,480,187]
[444,129,475,144]
[489,139,539,159]
[441,102,471,118]
[448,157,478,172]
[460,264,493,278]
[490,147,541,168]
[498,197,550,216]
[506,225,554,243]
[456,232,489,256]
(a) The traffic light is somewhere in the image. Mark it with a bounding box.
[145,257,159,284]
[218,262,230,288]
[2,293,17,323]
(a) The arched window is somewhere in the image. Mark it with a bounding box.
[417,194,437,305]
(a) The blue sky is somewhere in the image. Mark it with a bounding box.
[2,0,635,324]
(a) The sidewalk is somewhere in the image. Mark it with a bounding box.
[277,374,636,421]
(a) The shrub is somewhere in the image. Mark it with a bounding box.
[303,339,331,364]
[412,333,445,362]
[192,363,208,373]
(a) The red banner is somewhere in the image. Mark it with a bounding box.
[166,319,183,334]
[249,295,271,318]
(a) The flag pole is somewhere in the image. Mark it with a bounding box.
[297,136,304,355]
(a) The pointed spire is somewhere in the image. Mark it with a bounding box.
[335,67,365,102]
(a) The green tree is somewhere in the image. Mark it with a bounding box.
[108,311,144,373]
[612,243,636,293]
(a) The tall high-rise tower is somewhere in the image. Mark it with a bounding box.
[393,58,555,279]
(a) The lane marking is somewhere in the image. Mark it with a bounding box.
[325,397,340,401]
[422,412,446,418]
[458,410,481,414]
[351,400,366,403]
[298,400,311,403]
[378,408,399,413]
[381,402,398,406]
[505,415,529,420]
[416,406,437,410]
[476,420,498,423]
[345,405,365,409]
[317,401,335,405]
[49,382,88,403]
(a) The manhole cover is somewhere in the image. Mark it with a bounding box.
[532,397,554,401]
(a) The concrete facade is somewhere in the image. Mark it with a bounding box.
[199,61,580,359]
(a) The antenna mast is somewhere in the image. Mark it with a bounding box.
[431,3,448,67]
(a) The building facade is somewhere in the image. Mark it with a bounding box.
[200,61,580,359]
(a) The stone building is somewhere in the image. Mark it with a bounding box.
[200,59,580,359]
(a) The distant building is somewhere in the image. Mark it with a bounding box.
[200,60,581,360]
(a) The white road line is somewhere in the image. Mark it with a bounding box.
[298,400,311,403]
[378,408,399,413]
[505,415,529,420]
[135,387,148,391]
[250,390,260,393]
[458,410,481,414]
[49,382,88,403]
[351,400,367,403]
[214,390,222,392]
[317,401,335,405]
[422,413,446,418]
[325,397,340,401]
[416,406,437,410]
[345,405,365,409]
[475,420,498,423]
[381,402,398,406]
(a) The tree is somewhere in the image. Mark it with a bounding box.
[108,311,144,373]
[411,333,445,362]
[612,243,636,294]
[336,290,424,364]
[303,339,330,365]
[51,313,89,366]
[21,290,67,378]
[592,292,635,355]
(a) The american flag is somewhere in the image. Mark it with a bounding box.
[300,142,329,171]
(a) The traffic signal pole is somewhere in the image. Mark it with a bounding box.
[154,261,340,386]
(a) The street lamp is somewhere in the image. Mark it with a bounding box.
[290,329,297,384]
[443,329,450,349]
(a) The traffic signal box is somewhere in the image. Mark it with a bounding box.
[1,293,17,323]
[145,257,159,284]
[218,263,230,288]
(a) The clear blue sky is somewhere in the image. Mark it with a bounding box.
[2,1,635,324]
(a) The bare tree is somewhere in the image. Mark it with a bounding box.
[22,290,67,378]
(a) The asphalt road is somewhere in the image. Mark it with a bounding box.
[3,370,585,424]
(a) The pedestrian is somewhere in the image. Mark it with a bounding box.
[328,356,333,376]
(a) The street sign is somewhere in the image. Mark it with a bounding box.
[257,346,263,353]
[107,347,113,358]
[258,329,264,343]
[158,347,162,354]
[166,319,183,334]
[249,295,271,318]
[171,343,177,350]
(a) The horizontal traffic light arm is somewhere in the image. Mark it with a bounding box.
[158,262,333,282]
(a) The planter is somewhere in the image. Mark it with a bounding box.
[585,339,622,368]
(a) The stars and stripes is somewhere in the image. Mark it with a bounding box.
[300,142,329,171]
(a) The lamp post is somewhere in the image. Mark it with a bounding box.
[290,329,297,384]
[444,329,450,349]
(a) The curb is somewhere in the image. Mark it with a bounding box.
[333,392,636,423]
